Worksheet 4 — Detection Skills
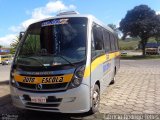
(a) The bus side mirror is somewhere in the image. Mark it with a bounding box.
[19,32,25,41]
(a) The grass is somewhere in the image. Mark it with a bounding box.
[119,37,157,50]
[119,39,139,50]
[119,38,160,60]
[121,55,160,60]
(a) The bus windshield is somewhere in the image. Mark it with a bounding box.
[15,17,87,67]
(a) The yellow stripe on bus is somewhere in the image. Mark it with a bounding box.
[14,74,73,84]
[84,51,120,78]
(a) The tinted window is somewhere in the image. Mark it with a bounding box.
[110,34,116,51]
[91,24,105,59]
[93,25,104,50]
[103,29,111,52]
[114,36,119,50]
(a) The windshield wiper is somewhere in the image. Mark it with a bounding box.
[53,54,76,67]
[18,56,47,68]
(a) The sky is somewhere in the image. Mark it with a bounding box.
[0,0,160,47]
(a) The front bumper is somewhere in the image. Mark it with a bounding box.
[10,84,90,113]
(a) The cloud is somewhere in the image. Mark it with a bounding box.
[156,11,160,15]
[0,34,16,47]
[9,26,24,33]
[2,0,76,47]
[10,1,76,32]
[116,20,121,28]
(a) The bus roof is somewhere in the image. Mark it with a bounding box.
[29,11,114,34]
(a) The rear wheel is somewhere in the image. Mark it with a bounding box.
[110,76,115,85]
[110,69,116,85]
[89,84,100,114]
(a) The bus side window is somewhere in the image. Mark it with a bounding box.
[91,24,105,59]
[91,32,95,50]
[93,25,104,50]
[103,30,111,53]
[92,25,104,50]
[110,34,116,52]
[114,36,119,51]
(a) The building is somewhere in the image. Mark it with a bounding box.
[146,43,160,48]
[145,43,160,55]
[0,48,10,55]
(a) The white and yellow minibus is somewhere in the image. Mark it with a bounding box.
[10,11,120,114]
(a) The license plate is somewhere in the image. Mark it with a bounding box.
[31,97,46,103]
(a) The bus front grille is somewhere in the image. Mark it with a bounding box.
[17,82,68,92]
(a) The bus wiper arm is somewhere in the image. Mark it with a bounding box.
[53,54,76,67]
[19,56,46,68]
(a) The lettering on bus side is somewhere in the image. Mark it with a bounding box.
[23,77,35,83]
[103,63,111,73]
[42,77,64,83]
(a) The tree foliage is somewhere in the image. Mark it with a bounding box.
[108,24,117,31]
[10,36,20,54]
[155,14,160,43]
[119,5,159,56]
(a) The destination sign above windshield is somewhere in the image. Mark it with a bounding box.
[41,19,68,27]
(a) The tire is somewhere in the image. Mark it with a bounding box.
[110,69,116,85]
[110,76,115,85]
[89,84,100,114]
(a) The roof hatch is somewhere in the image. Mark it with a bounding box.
[56,11,79,16]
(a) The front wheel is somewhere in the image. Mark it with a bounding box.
[89,84,100,114]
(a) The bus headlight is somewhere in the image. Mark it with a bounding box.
[68,66,85,89]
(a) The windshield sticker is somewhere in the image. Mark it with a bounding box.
[41,19,69,27]
[43,64,50,66]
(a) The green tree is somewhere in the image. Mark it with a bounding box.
[10,36,19,54]
[0,45,2,48]
[155,36,160,43]
[119,5,158,56]
[108,24,117,31]
[155,14,160,43]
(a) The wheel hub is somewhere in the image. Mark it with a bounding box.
[93,90,99,108]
